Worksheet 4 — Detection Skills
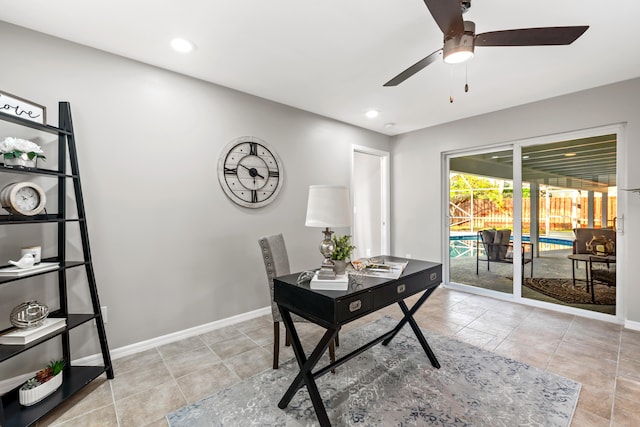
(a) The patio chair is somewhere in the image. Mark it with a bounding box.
[568,227,616,288]
[572,227,616,256]
[588,255,616,303]
[476,229,533,278]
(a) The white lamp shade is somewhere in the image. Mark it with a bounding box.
[305,185,351,228]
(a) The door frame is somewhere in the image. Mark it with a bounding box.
[351,145,390,257]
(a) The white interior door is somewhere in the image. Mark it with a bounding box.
[352,145,390,259]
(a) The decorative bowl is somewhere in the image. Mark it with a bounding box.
[10,300,49,328]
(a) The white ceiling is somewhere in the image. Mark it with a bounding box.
[1,0,639,135]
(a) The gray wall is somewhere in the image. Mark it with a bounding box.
[390,78,640,324]
[0,22,390,376]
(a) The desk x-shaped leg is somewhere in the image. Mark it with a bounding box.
[277,305,338,426]
[276,287,440,426]
[382,285,440,368]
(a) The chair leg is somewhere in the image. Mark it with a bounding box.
[273,321,280,369]
[285,330,291,346]
[335,332,339,347]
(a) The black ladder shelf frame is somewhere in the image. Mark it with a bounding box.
[0,103,113,427]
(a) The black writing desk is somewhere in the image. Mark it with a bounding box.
[274,256,442,426]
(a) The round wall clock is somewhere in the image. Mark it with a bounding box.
[217,136,283,208]
[0,182,47,216]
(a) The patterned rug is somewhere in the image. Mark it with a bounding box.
[166,316,581,427]
[523,277,616,305]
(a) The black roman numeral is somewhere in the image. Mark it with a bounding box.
[251,190,258,203]
[249,142,258,156]
[224,167,237,175]
[268,170,279,178]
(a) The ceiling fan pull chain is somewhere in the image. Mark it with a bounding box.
[465,65,469,93]
[450,67,454,103]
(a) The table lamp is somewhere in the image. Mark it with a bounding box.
[305,185,352,279]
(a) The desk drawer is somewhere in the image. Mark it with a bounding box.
[336,292,372,322]
[373,267,441,308]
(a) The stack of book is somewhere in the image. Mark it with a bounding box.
[0,317,66,345]
[310,273,349,290]
[0,262,60,277]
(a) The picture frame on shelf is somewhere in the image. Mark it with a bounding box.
[0,90,47,124]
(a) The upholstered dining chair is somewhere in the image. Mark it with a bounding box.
[258,233,336,369]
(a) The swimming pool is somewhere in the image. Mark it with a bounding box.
[449,234,572,258]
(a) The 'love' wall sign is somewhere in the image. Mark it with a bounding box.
[0,91,47,124]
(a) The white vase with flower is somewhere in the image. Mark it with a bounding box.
[0,137,46,168]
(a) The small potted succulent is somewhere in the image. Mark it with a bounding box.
[19,359,65,406]
[331,234,356,275]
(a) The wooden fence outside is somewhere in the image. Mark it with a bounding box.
[450,196,617,232]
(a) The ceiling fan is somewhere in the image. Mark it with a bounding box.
[384,0,589,87]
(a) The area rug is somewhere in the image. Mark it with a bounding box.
[166,316,581,427]
[523,277,616,305]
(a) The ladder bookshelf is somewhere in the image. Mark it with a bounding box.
[0,102,113,427]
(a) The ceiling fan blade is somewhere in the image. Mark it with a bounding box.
[475,26,589,46]
[423,0,464,38]
[383,49,442,87]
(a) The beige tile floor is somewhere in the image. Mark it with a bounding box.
[36,287,640,426]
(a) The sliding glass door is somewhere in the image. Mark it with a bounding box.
[520,136,617,315]
[449,149,514,295]
[446,132,618,316]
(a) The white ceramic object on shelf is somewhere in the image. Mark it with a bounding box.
[19,373,63,406]
[3,157,36,168]
[21,245,42,264]
[9,253,35,269]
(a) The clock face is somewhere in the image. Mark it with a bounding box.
[0,181,47,216]
[15,186,41,212]
[217,137,283,208]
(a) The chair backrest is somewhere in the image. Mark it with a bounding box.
[573,228,616,255]
[258,234,291,322]
[479,229,511,261]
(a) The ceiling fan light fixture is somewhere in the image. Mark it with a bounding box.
[443,21,475,64]
[443,48,474,64]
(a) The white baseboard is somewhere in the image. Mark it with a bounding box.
[0,306,271,393]
[76,305,271,365]
[624,319,640,331]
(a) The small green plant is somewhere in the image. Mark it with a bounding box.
[331,235,356,261]
[47,359,66,376]
[21,359,66,390]
[0,137,46,161]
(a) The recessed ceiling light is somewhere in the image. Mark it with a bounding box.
[171,38,195,53]
[365,110,379,119]
[384,122,395,129]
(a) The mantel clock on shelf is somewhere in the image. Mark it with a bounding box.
[217,136,283,208]
[0,181,47,216]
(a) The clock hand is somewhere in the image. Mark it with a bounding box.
[239,163,265,179]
